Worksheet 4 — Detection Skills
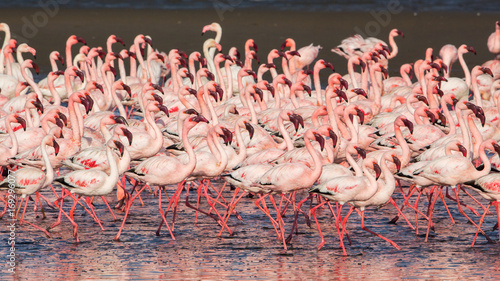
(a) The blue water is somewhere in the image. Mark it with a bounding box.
[0,0,497,12]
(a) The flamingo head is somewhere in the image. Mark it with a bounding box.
[127,50,136,59]
[205,69,215,81]
[301,83,312,96]
[93,82,104,93]
[264,63,276,69]
[121,127,133,145]
[328,129,338,148]
[150,83,164,94]
[156,103,169,117]
[151,93,163,104]
[424,109,436,123]
[186,87,197,96]
[493,142,500,156]
[265,83,275,97]
[219,127,233,145]
[55,52,65,66]
[358,58,367,72]
[191,113,209,124]
[436,111,447,126]
[465,46,476,55]
[143,36,153,47]
[283,77,292,88]
[245,69,257,80]
[184,70,194,84]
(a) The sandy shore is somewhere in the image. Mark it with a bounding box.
[0,8,498,77]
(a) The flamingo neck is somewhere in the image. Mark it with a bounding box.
[456,107,472,159]
[387,34,398,59]
[467,114,483,159]
[346,150,362,176]
[41,139,55,187]
[471,69,483,107]
[6,118,18,156]
[281,56,292,80]
[223,61,233,101]
[65,42,74,68]
[394,124,410,167]
[348,58,359,88]
[68,98,81,144]
[304,135,323,183]
[182,122,197,174]
[458,49,471,87]
[118,58,127,85]
[313,66,323,105]
[277,115,295,151]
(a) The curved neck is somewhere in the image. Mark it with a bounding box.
[304,135,323,183]
[68,98,81,144]
[118,58,127,85]
[458,49,471,86]
[394,123,411,167]
[65,42,74,68]
[106,144,119,182]
[362,162,378,190]
[233,123,248,164]
[470,69,483,107]
[313,65,323,105]
[401,66,412,86]
[182,122,197,175]
[134,41,148,82]
[21,66,43,100]
[346,150,362,176]
[277,115,295,151]
[281,56,292,80]
[223,61,233,101]
[348,58,359,88]
[441,98,456,135]
[48,78,61,106]
[387,34,398,59]
[5,119,18,156]
[41,140,55,187]
[456,107,472,159]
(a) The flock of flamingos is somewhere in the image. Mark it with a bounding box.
[1,21,500,255]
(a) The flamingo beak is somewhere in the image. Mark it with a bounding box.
[114,140,125,157]
[187,88,197,95]
[252,53,260,64]
[75,69,85,81]
[438,112,447,126]
[329,129,338,148]
[380,66,388,79]
[178,50,188,58]
[15,116,27,131]
[157,104,169,117]
[355,108,365,125]
[57,54,65,66]
[112,115,129,126]
[339,78,349,90]
[288,50,301,57]
[336,89,348,103]
[289,113,304,132]
[221,127,233,145]
[122,128,133,145]
[314,132,325,151]
[33,97,44,114]
[200,57,208,68]
[247,70,257,80]
[416,95,428,105]
[392,156,401,172]
[254,87,264,101]
[354,88,368,99]
[208,90,218,101]
[128,51,136,59]
[284,78,292,88]
[359,60,367,72]
[193,114,209,123]
[397,30,404,37]
[152,93,163,104]
[458,144,467,157]
[122,84,131,97]
[245,122,254,139]
[57,112,68,126]
[184,108,199,115]
[374,163,382,180]
[144,37,153,47]
[493,143,500,155]
[53,140,60,156]
[264,63,276,69]
[215,85,224,100]
[466,46,476,54]
[355,147,366,159]
[55,117,64,129]
[324,62,335,71]
[95,83,104,93]
[152,83,164,94]
[402,119,414,134]
[266,84,275,97]
[32,62,40,75]
[186,72,194,84]
[280,41,287,51]
[481,67,493,77]
[206,70,215,81]
[115,36,125,46]
[76,36,87,45]
[302,84,312,96]
[425,110,436,123]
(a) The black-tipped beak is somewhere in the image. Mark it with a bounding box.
[289,113,304,132]
[374,163,382,180]
[356,147,366,159]
[187,88,197,95]
[402,118,414,134]
[112,115,129,126]
[53,139,60,156]
[359,60,367,72]
[152,93,163,104]
[284,78,292,88]
[221,127,233,145]
[33,97,44,114]
[55,117,64,129]
[416,95,428,105]
[114,140,125,157]
[144,37,153,47]
[152,83,164,94]
[15,116,27,131]
[122,84,131,97]
[302,84,312,96]
[254,87,264,101]
[75,69,85,81]
[57,112,68,126]
[339,78,348,90]
[425,110,436,123]
[329,130,338,148]
[481,67,493,77]
[438,112,447,126]
[158,104,169,117]
[466,46,476,55]
[314,132,325,151]
[355,108,365,124]
[32,62,40,75]
[206,70,215,81]
[122,128,133,145]
[193,114,209,123]
[458,144,467,157]
[186,72,194,84]
[266,84,275,97]
[493,143,500,155]
[335,89,348,103]
[76,36,86,45]
[353,88,368,99]
[280,41,287,51]
[245,122,254,139]
[392,156,401,172]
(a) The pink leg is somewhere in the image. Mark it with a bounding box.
[453,186,493,243]
[425,187,441,242]
[157,187,176,240]
[389,198,414,230]
[101,196,117,221]
[115,183,148,241]
[269,195,286,250]
[471,202,492,247]
[254,194,281,240]
[286,194,313,244]
[310,200,329,251]
[360,210,401,250]
[438,189,455,224]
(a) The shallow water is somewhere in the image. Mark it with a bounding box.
[2,181,500,279]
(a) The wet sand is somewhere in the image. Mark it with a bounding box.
[1,8,499,76]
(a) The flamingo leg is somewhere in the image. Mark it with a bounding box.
[471,202,492,247]
[100,196,117,221]
[157,187,176,240]
[114,182,148,241]
[390,184,416,224]
[286,194,313,244]
[310,200,329,251]
[425,187,441,242]
[360,210,401,250]
[254,194,281,241]
[454,186,493,243]
[217,187,240,237]
[156,182,184,236]
[269,194,286,249]
[438,188,455,224]
[389,197,414,230]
